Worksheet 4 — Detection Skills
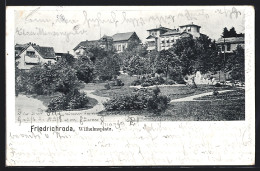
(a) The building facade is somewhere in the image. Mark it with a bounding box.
[146,23,202,51]
[15,43,56,70]
[73,32,141,57]
[216,37,245,53]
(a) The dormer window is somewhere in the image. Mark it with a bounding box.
[26,50,35,57]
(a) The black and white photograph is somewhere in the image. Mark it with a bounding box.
[6,6,255,166]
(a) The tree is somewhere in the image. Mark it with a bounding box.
[229,27,237,37]
[95,53,120,80]
[171,34,219,84]
[222,27,229,38]
[75,56,95,83]
[155,50,175,81]
[225,45,245,82]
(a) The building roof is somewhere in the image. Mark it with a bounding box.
[147,26,172,32]
[146,35,157,39]
[161,30,180,36]
[73,40,99,51]
[111,32,136,42]
[34,46,56,59]
[15,43,56,59]
[179,23,201,28]
[216,37,244,44]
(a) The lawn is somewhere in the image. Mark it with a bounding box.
[99,89,245,121]
[92,73,236,101]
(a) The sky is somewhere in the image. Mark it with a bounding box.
[14,6,245,53]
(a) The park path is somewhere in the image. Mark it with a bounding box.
[170,90,234,103]
[15,90,110,115]
[80,90,110,114]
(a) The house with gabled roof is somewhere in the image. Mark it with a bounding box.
[15,42,56,70]
[111,32,141,52]
[73,32,141,57]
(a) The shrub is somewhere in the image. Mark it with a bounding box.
[115,79,124,86]
[213,90,219,96]
[103,87,170,113]
[141,82,152,87]
[167,80,175,85]
[48,90,89,111]
[104,83,111,90]
[131,79,142,86]
[215,82,222,87]
[131,76,166,87]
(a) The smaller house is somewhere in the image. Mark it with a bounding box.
[15,42,56,70]
[73,40,100,57]
[112,32,141,53]
[216,37,245,53]
[55,52,74,61]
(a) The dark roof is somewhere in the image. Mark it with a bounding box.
[161,30,180,36]
[146,35,156,39]
[216,37,244,44]
[15,43,56,59]
[147,26,172,31]
[73,40,99,51]
[99,35,113,41]
[179,23,201,28]
[112,32,136,42]
[15,43,29,51]
[34,46,56,59]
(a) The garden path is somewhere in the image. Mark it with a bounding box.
[170,90,234,103]
[80,90,110,114]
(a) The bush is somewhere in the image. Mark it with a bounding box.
[104,83,111,90]
[103,87,170,113]
[48,90,89,111]
[166,80,175,85]
[213,89,219,96]
[115,79,124,86]
[215,82,222,87]
[131,79,142,86]
[141,82,152,87]
[131,76,166,87]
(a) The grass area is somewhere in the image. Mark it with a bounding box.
[98,88,245,121]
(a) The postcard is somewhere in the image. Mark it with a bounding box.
[6,6,255,166]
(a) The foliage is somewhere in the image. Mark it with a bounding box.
[48,89,89,111]
[225,45,245,82]
[95,53,120,81]
[104,83,111,90]
[131,76,166,87]
[74,56,95,83]
[103,87,170,113]
[222,27,244,38]
[147,87,170,113]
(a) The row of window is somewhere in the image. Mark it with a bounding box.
[161,39,175,43]
[117,44,126,51]
[221,44,231,51]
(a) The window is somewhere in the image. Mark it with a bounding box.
[122,45,125,51]
[222,45,225,51]
[48,61,51,65]
[161,40,165,43]
[171,39,175,42]
[118,45,121,51]
[26,51,35,57]
[227,44,231,51]
[166,40,170,43]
